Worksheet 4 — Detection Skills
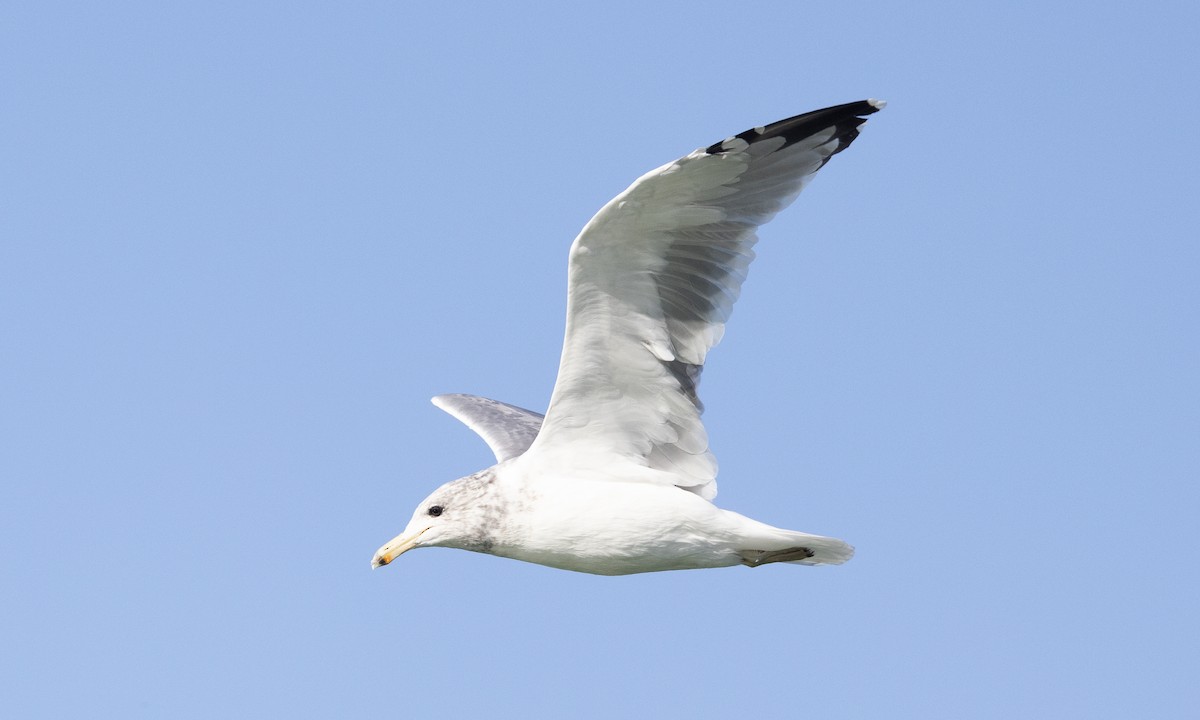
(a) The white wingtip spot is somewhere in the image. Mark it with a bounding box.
[868,98,887,109]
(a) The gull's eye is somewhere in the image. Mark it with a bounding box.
[427,505,444,517]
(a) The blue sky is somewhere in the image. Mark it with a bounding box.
[3,1,1197,717]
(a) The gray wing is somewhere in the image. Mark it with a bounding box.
[526,100,885,500]
[431,394,545,463]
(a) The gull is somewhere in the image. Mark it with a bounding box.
[373,99,884,575]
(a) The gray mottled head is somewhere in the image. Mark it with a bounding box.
[371,468,503,568]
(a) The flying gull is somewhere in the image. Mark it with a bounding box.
[373,99,884,575]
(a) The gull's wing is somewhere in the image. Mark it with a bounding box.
[431,394,544,463]
[526,100,884,500]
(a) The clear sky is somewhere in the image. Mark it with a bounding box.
[3,2,1197,718]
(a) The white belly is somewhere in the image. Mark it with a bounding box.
[490,479,746,575]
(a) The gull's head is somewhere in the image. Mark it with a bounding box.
[371,470,498,569]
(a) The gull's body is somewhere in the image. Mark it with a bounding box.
[373,100,884,575]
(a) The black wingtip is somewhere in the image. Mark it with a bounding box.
[704,99,886,156]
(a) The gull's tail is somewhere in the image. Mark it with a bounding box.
[737,528,855,567]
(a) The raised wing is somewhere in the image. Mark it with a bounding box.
[527,100,884,499]
[431,394,544,463]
